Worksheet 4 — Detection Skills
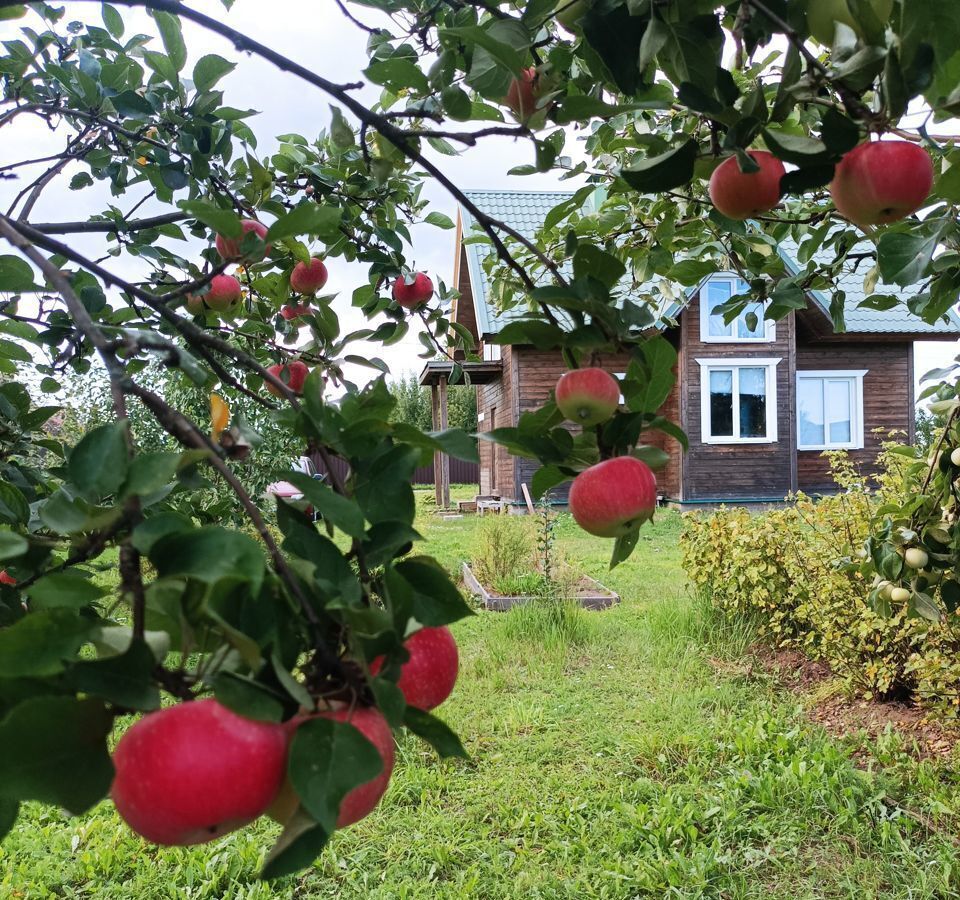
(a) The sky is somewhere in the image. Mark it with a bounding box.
[0,0,957,396]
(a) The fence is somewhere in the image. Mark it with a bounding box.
[309,452,478,486]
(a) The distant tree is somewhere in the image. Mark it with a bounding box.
[389,372,477,434]
[915,407,945,455]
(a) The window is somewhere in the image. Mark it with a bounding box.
[696,358,781,444]
[796,371,867,450]
[699,274,774,343]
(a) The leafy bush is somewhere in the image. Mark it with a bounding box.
[472,516,536,592]
[680,450,960,714]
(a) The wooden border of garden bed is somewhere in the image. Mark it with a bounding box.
[461,563,620,612]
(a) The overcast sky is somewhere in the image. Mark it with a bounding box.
[0,1,956,395]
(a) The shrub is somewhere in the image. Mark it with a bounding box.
[680,450,960,713]
[472,515,535,591]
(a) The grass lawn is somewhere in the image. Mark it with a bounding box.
[4,495,960,898]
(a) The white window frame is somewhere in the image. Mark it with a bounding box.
[699,273,776,344]
[696,357,781,445]
[796,370,867,451]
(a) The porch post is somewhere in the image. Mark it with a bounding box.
[438,374,450,509]
[431,382,442,506]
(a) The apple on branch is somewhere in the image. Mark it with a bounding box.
[110,699,288,846]
[555,368,620,427]
[215,218,270,262]
[0,570,16,585]
[504,67,550,126]
[186,273,242,316]
[830,140,933,227]
[568,456,658,538]
[281,303,313,321]
[371,625,459,711]
[708,151,785,220]
[290,257,328,294]
[266,360,310,397]
[392,272,434,310]
[268,705,395,828]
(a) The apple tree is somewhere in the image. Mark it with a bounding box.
[0,0,959,880]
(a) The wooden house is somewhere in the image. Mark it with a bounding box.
[420,190,960,507]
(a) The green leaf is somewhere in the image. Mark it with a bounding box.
[150,526,265,594]
[877,230,939,287]
[260,809,329,881]
[620,140,698,193]
[102,3,124,38]
[442,22,527,77]
[179,200,242,237]
[0,339,30,362]
[632,445,670,470]
[287,716,384,833]
[582,2,650,95]
[193,53,235,92]
[392,557,473,626]
[0,482,29,526]
[0,531,27,561]
[404,706,468,758]
[623,336,677,416]
[121,451,181,499]
[25,573,106,610]
[69,421,128,497]
[152,10,187,73]
[0,697,114,814]
[425,211,455,230]
[762,128,831,165]
[0,609,94,677]
[611,529,640,568]
[214,672,285,723]
[66,639,161,711]
[531,464,572,500]
[284,474,366,539]
[354,445,419,526]
[266,203,342,242]
[0,255,34,291]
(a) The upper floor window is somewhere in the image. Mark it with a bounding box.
[796,371,867,450]
[700,274,774,344]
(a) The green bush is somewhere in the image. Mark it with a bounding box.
[680,451,960,714]
[472,516,536,592]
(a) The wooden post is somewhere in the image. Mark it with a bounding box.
[438,374,450,510]
[431,382,442,507]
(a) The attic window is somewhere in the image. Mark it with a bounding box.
[700,275,774,343]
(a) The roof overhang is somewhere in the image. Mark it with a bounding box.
[418,360,502,387]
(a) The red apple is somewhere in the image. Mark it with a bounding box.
[392,272,434,309]
[290,257,328,294]
[186,274,242,314]
[830,140,933,227]
[0,570,16,586]
[265,360,310,397]
[110,699,287,846]
[281,303,313,321]
[370,625,459,711]
[708,151,785,220]
[268,706,395,828]
[568,456,657,538]
[555,368,620,427]
[505,67,541,123]
[215,219,270,262]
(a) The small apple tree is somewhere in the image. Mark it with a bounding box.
[0,0,959,880]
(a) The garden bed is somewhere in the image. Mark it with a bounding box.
[461,562,620,612]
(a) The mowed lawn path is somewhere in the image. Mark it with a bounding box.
[4,503,960,898]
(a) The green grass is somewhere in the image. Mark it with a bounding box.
[5,504,960,898]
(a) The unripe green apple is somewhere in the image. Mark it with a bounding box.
[890,586,911,604]
[876,580,893,601]
[806,0,893,45]
[904,548,929,570]
[950,447,960,467]
[555,0,588,31]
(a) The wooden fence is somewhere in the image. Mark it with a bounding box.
[309,452,478,486]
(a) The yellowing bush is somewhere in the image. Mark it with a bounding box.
[680,455,960,713]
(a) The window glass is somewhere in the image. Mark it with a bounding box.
[739,367,767,438]
[707,281,733,337]
[797,378,824,446]
[709,369,733,436]
[827,379,852,443]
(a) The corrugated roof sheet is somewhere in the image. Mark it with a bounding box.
[460,189,960,337]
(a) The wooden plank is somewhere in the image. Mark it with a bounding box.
[520,482,535,514]
[431,383,441,507]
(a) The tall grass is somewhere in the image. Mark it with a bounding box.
[493,597,595,649]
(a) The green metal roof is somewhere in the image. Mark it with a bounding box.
[460,189,960,338]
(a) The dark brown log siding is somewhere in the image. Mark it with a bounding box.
[476,345,517,496]
[680,292,795,501]
[796,341,913,492]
